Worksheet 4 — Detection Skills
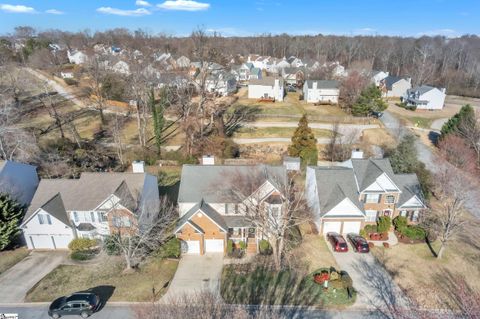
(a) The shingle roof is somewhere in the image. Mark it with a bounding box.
[249,77,284,87]
[383,76,408,90]
[408,85,435,95]
[30,193,71,226]
[350,158,397,191]
[24,172,149,225]
[178,164,286,203]
[223,216,252,228]
[305,80,339,89]
[176,200,228,232]
[395,174,425,208]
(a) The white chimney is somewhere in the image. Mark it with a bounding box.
[274,78,279,88]
[202,155,215,165]
[351,149,364,159]
[313,81,318,90]
[132,160,145,173]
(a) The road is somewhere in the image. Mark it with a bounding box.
[244,122,380,130]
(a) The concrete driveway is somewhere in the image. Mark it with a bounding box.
[162,253,224,301]
[326,237,408,310]
[0,251,67,303]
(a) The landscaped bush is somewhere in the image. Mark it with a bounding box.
[393,216,408,231]
[70,250,95,261]
[227,239,234,255]
[157,238,181,258]
[239,241,247,250]
[259,240,272,255]
[359,229,367,239]
[363,224,377,233]
[340,272,353,290]
[401,225,426,241]
[68,238,97,252]
[377,216,392,233]
[103,235,120,255]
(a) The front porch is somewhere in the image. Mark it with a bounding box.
[228,227,258,254]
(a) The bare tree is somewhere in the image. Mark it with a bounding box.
[111,113,126,166]
[457,111,480,166]
[106,196,177,271]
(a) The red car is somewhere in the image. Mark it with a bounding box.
[347,233,370,253]
[326,232,348,252]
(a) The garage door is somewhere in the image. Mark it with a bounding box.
[322,221,341,235]
[185,240,200,254]
[52,235,73,249]
[205,239,224,253]
[342,222,361,234]
[29,235,53,249]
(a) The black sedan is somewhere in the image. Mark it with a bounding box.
[48,292,100,318]
[347,233,370,253]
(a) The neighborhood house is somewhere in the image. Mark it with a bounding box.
[306,155,426,235]
[248,77,285,101]
[303,80,340,104]
[380,76,412,98]
[403,85,446,110]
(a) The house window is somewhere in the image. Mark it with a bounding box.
[38,214,45,225]
[73,212,78,222]
[90,212,95,223]
[365,210,378,222]
[46,215,52,225]
[385,195,395,204]
[365,194,380,203]
[98,212,107,222]
[400,210,407,217]
[412,211,420,222]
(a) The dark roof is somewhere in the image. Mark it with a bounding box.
[350,158,398,192]
[408,85,435,95]
[77,223,95,231]
[305,80,339,89]
[27,193,71,226]
[264,194,283,204]
[249,77,284,86]
[395,174,425,208]
[223,216,252,228]
[383,76,409,90]
[176,200,228,232]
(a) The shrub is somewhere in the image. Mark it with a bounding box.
[377,216,391,233]
[157,238,181,258]
[259,240,271,255]
[239,241,247,250]
[363,224,377,233]
[227,239,234,254]
[64,78,78,86]
[103,235,120,255]
[70,250,94,261]
[340,273,353,290]
[393,216,408,231]
[68,238,97,252]
[329,271,340,281]
[359,229,367,239]
[401,226,426,241]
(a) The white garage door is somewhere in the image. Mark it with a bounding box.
[322,221,341,235]
[185,240,200,254]
[29,235,54,249]
[205,239,224,253]
[52,235,73,249]
[342,221,361,234]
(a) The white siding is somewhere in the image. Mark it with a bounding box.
[323,198,364,217]
[417,88,446,110]
[399,196,424,208]
[386,79,411,98]
[305,87,339,104]
[248,83,284,101]
[23,209,75,249]
[305,167,321,228]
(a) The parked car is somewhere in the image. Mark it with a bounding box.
[347,233,370,253]
[48,292,100,318]
[326,232,348,252]
[369,110,383,118]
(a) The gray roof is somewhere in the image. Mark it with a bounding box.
[250,67,261,76]
[24,172,149,225]
[40,193,71,226]
[312,166,363,215]
[395,174,424,208]
[77,222,95,231]
[249,77,284,87]
[305,80,339,89]
[176,200,228,232]
[408,85,435,95]
[383,76,408,90]
[178,164,287,203]
[223,216,252,228]
[350,158,398,192]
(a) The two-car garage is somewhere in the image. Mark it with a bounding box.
[183,239,225,254]
[27,234,73,249]
[321,220,362,235]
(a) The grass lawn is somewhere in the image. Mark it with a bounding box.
[0,247,29,275]
[361,128,396,147]
[233,127,333,139]
[291,233,338,273]
[371,237,480,309]
[25,256,179,302]
[221,264,355,308]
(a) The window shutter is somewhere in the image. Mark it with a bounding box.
[46,215,52,225]
[38,214,44,224]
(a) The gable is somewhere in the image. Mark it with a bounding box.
[22,208,72,228]
[365,173,399,192]
[399,195,425,208]
[323,198,364,217]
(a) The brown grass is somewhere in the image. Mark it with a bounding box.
[292,230,338,273]
[361,128,396,147]
[25,256,179,302]
[0,247,29,275]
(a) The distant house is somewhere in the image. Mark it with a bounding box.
[67,50,88,65]
[238,63,254,81]
[248,77,284,102]
[282,67,305,86]
[176,56,191,69]
[331,62,348,78]
[20,162,160,250]
[380,76,412,98]
[60,72,74,79]
[303,80,340,104]
[205,72,237,96]
[0,160,39,206]
[288,56,303,68]
[276,58,291,70]
[371,71,389,86]
[404,85,446,110]
[112,61,130,75]
[249,67,262,80]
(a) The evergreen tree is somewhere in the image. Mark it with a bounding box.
[288,114,318,165]
[150,87,166,155]
[440,104,475,137]
[0,194,24,251]
[352,85,387,116]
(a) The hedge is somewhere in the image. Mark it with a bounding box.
[68,238,97,252]
[157,238,181,258]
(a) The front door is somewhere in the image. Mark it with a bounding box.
[383,209,393,217]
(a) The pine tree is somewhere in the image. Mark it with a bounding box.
[0,194,24,251]
[288,114,318,165]
[352,85,387,116]
[440,104,475,137]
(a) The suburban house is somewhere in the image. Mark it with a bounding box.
[288,56,304,68]
[248,77,285,101]
[371,70,389,86]
[0,160,39,206]
[67,50,88,65]
[303,80,340,104]
[249,67,262,80]
[306,154,426,235]
[403,85,446,110]
[20,162,160,250]
[282,67,305,86]
[176,55,191,69]
[379,76,412,98]
[205,72,238,96]
[175,164,287,255]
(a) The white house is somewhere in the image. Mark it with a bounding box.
[404,85,446,110]
[303,80,340,104]
[248,77,284,102]
[371,70,389,86]
[205,72,237,96]
[380,76,412,98]
[249,67,262,80]
[21,164,159,250]
[176,56,191,69]
[288,56,304,68]
[0,160,39,206]
[112,61,130,75]
[67,50,88,65]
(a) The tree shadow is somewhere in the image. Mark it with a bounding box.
[425,236,438,258]
[428,131,440,145]
[84,285,115,311]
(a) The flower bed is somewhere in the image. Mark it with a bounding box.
[368,232,389,241]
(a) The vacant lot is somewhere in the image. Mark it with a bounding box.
[0,248,29,275]
[26,256,178,302]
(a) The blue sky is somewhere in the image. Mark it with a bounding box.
[0,0,479,37]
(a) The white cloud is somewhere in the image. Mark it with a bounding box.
[206,27,246,37]
[157,0,210,11]
[45,9,64,15]
[97,6,151,16]
[0,4,36,13]
[136,0,152,6]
